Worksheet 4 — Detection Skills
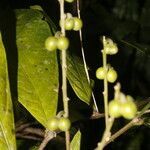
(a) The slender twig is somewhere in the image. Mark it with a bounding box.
[90,111,105,119]
[23,127,45,137]
[16,134,42,141]
[144,109,150,114]
[59,0,70,149]
[76,0,99,112]
[102,36,109,128]
[38,131,56,150]
[104,117,144,146]
[95,118,114,150]
[15,123,31,132]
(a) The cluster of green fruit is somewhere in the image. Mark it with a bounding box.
[45,36,69,51]
[96,67,117,83]
[108,94,137,119]
[60,15,83,31]
[47,117,71,132]
[96,38,118,83]
[104,38,118,55]
[45,15,82,52]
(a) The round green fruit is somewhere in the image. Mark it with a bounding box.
[105,44,118,55]
[60,18,74,30]
[107,69,117,83]
[45,36,58,51]
[57,36,69,50]
[58,117,71,131]
[108,100,121,118]
[73,17,83,31]
[65,18,74,30]
[65,0,74,3]
[47,117,59,131]
[96,67,106,80]
[120,101,137,120]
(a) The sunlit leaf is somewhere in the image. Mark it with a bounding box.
[16,9,59,127]
[67,54,92,105]
[71,130,81,150]
[0,34,16,149]
[121,40,150,57]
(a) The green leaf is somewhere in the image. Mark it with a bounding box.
[16,9,59,127]
[71,131,81,150]
[138,102,150,117]
[121,40,150,57]
[67,54,92,105]
[0,34,16,149]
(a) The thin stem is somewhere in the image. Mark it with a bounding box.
[65,131,70,150]
[105,117,144,147]
[95,118,114,150]
[62,49,69,117]
[38,131,56,150]
[102,36,109,127]
[76,0,99,112]
[59,0,70,149]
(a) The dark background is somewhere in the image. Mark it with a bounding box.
[0,0,150,149]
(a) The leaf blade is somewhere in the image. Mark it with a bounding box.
[0,34,16,150]
[71,131,81,150]
[16,9,59,127]
[67,54,92,105]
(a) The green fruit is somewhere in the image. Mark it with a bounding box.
[120,100,137,120]
[107,69,117,83]
[57,36,69,50]
[65,18,74,30]
[108,100,121,118]
[47,117,59,131]
[45,36,58,51]
[58,117,71,131]
[60,18,74,30]
[105,44,118,55]
[65,0,74,3]
[96,67,106,80]
[73,17,83,31]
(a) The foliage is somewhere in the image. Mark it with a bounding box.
[0,0,150,149]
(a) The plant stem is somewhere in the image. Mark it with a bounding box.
[102,36,109,128]
[76,0,99,112]
[59,0,70,149]
[38,131,56,150]
[95,118,114,150]
[104,117,144,147]
[95,36,110,150]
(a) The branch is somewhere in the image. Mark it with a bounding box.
[16,133,42,141]
[38,130,56,150]
[105,117,144,147]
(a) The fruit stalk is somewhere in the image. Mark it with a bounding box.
[102,36,109,128]
[59,0,70,149]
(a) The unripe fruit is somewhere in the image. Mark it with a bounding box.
[47,117,59,131]
[57,36,69,50]
[45,36,58,51]
[120,98,137,119]
[108,100,121,118]
[107,69,117,83]
[58,117,71,131]
[73,17,83,31]
[105,44,118,55]
[65,0,74,3]
[96,67,106,80]
[60,18,74,30]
